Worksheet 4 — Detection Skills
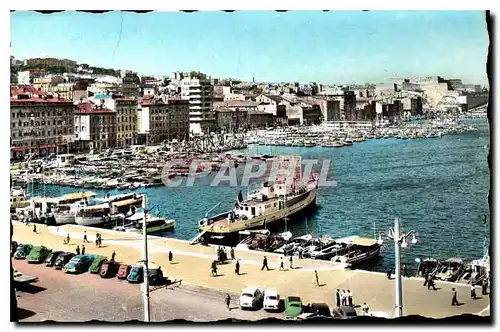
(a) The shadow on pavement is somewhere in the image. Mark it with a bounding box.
[17,308,37,320]
[15,284,47,294]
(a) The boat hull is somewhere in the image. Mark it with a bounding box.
[52,213,76,225]
[199,189,317,246]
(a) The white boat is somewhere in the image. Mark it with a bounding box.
[330,236,382,265]
[75,203,123,226]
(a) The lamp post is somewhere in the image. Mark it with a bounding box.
[378,218,419,318]
[141,193,150,322]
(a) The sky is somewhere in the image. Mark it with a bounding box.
[10,11,489,85]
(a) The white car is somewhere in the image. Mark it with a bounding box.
[263,289,280,311]
[239,286,264,309]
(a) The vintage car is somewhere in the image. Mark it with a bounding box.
[11,241,19,257]
[284,296,303,319]
[14,244,33,260]
[116,264,131,279]
[239,286,264,310]
[297,303,332,320]
[54,252,75,270]
[44,251,63,267]
[332,306,358,319]
[127,265,144,283]
[63,255,94,274]
[26,246,52,264]
[89,255,107,274]
[147,266,165,286]
[100,261,120,278]
[263,289,280,311]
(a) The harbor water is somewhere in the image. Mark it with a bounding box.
[28,118,490,273]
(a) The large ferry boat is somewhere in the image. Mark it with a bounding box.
[196,155,319,245]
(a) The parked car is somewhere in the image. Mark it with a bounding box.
[54,252,75,270]
[44,250,63,267]
[298,303,332,320]
[239,286,264,310]
[263,289,280,311]
[127,265,144,283]
[116,264,131,279]
[26,246,52,264]
[284,296,303,319]
[63,255,94,274]
[332,306,358,319]
[14,244,33,260]
[11,241,19,257]
[100,261,120,278]
[89,255,107,274]
[147,266,165,286]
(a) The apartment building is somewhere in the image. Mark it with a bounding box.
[10,86,75,160]
[120,71,141,98]
[166,97,190,141]
[104,96,138,147]
[180,73,215,135]
[74,102,117,151]
[33,76,66,92]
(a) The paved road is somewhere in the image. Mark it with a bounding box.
[14,260,282,322]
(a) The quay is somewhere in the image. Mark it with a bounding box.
[12,222,490,319]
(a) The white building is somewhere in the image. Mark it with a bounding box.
[180,75,215,135]
[17,71,31,85]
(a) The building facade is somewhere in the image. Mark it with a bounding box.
[166,98,190,141]
[120,72,141,98]
[74,102,117,151]
[10,88,75,160]
[180,74,215,135]
[104,97,138,147]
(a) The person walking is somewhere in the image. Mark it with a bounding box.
[403,264,408,278]
[423,271,429,287]
[168,251,173,263]
[289,255,293,269]
[65,233,70,244]
[387,268,392,280]
[235,260,240,275]
[335,289,341,308]
[33,224,37,233]
[225,294,231,311]
[95,233,100,247]
[427,275,437,291]
[482,278,488,295]
[75,245,80,255]
[261,256,270,271]
[314,270,320,287]
[451,288,459,306]
[470,285,477,299]
[361,302,369,316]
[347,289,353,307]
[81,245,86,255]
[230,247,235,260]
[279,257,285,271]
[83,231,89,243]
[211,260,218,277]
[111,251,116,262]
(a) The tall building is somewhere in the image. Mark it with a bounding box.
[120,71,141,98]
[180,73,215,135]
[343,91,356,121]
[410,97,423,116]
[74,102,117,152]
[10,86,75,160]
[104,96,138,147]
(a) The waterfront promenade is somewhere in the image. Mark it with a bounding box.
[12,222,490,319]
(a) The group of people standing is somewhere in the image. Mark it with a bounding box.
[335,289,354,307]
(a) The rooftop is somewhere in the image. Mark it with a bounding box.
[75,102,115,114]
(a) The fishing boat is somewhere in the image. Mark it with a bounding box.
[235,229,271,250]
[123,213,176,234]
[274,234,312,255]
[330,236,382,265]
[197,155,318,246]
[75,203,123,226]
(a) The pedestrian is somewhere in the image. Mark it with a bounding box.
[347,289,353,307]
[225,294,231,311]
[261,256,270,271]
[65,233,70,244]
[314,270,319,287]
[95,233,100,247]
[387,268,392,280]
[230,247,235,260]
[75,245,80,255]
[98,234,102,247]
[83,231,89,243]
[482,278,488,295]
[298,248,303,259]
[111,251,116,262]
[403,264,408,278]
[289,255,293,269]
[33,224,37,233]
[168,251,173,263]
[423,271,429,287]
[341,290,346,306]
[211,260,218,277]
[470,285,477,299]
[82,245,86,255]
[361,302,369,315]
[235,260,240,275]
[335,289,341,308]
[279,257,285,271]
[451,288,459,306]
[427,276,437,291]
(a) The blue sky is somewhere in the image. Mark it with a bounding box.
[10,11,489,85]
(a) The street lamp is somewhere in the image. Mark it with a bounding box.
[378,218,419,318]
